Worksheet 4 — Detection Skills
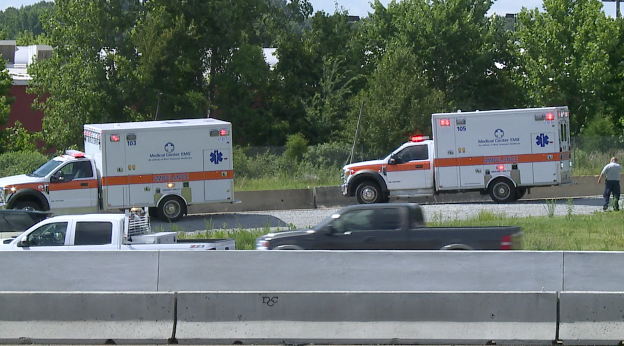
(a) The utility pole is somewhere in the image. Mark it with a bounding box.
[601,0,620,18]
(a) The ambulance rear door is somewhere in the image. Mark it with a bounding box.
[532,129,558,184]
[203,125,234,202]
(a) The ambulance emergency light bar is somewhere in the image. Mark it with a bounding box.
[410,135,430,142]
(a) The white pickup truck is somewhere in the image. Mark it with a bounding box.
[0,213,235,250]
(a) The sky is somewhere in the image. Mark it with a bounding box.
[1,0,620,18]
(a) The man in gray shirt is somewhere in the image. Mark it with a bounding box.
[598,157,622,211]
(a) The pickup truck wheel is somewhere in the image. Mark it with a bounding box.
[158,197,186,222]
[356,181,383,204]
[14,201,42,211]
[489,180,516,203]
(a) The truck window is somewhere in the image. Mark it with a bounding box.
[59,161,93,180]
[74,221,113,245]
[395,145,428,163]
[331,208,401,232]
[331,209,375,233]
[369,208,401,230]
[26,222,68,246]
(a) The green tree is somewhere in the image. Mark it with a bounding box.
[0,56,13,153]
[358,0,515,111]
[344,46,446,154]
[512,0,619,134]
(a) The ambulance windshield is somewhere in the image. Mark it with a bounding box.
[29,159,64,177]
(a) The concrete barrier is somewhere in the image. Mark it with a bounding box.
[559,292,624,345]
[563,252,624,291]
[188,189,314,213]
[0,251,159,291]
[0,292,175,344]
[157,251,564,292]
[175,291,558,344]
[186,175,604,213]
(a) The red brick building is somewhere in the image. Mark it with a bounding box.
[1,40,51,133]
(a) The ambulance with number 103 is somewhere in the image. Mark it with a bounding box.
[341,107,572,204]
[0,118,236,221]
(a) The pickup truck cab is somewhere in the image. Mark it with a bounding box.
[255,203,522,250]
[0,213,235,251]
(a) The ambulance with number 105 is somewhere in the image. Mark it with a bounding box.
[0,118,236,222]
[341,107,572,204]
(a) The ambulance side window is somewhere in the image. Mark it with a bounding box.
[60,161,93,180]
[396,145,428,163]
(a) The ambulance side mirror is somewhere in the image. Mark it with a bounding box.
[51,171,65,183]
[389,155,397,165]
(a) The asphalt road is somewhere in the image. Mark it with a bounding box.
[151,196,607,233]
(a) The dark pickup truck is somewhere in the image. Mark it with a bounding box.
[255,203,523,250]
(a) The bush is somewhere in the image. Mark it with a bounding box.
[0,151,50,177]
[284,133,308,163]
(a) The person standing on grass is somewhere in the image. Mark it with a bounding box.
[598,157,622,211]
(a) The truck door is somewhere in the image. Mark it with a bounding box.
[386,144,431,190]
[13,221,70,251]
[433,116,459,189]
[203,148,233,202]
[103,133,128,208]
[318,208,406,250]
[48,160,99,213]
[532,132,557,184]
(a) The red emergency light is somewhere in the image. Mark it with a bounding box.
[439,119,451,126]
[497,164,505,171]
[410,135,430,142]
[110,134,120,142]
[545,112,555,121]
[66,150,85,158]
[219,129,229,136]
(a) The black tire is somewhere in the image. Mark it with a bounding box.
[489,180,516,203]
[14,200,43,211]
[355,181,383,204]
[516,187,527,200]
[158,196,186,222]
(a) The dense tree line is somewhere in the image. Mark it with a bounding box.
[0,0,622,156]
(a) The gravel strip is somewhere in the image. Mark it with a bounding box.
[243,197,606,229]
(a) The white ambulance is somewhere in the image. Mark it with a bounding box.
[0,118,236,221]
[341,107,572,203]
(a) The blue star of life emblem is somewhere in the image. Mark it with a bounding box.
[164,142,175,153]
[494,129,504,139]
[210,150,223,164]
[536,134,549,147]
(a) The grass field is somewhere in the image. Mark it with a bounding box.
[178,207,624,251]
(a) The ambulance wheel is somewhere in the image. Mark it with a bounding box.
[356,181,383,204]
[15,200,42,211]
[489,180,516,203]
[158,196,186,222]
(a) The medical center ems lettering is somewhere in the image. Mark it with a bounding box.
[478,129,521,147]
[149,142,193,161]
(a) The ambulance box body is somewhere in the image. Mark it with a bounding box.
[84,118,234,219]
